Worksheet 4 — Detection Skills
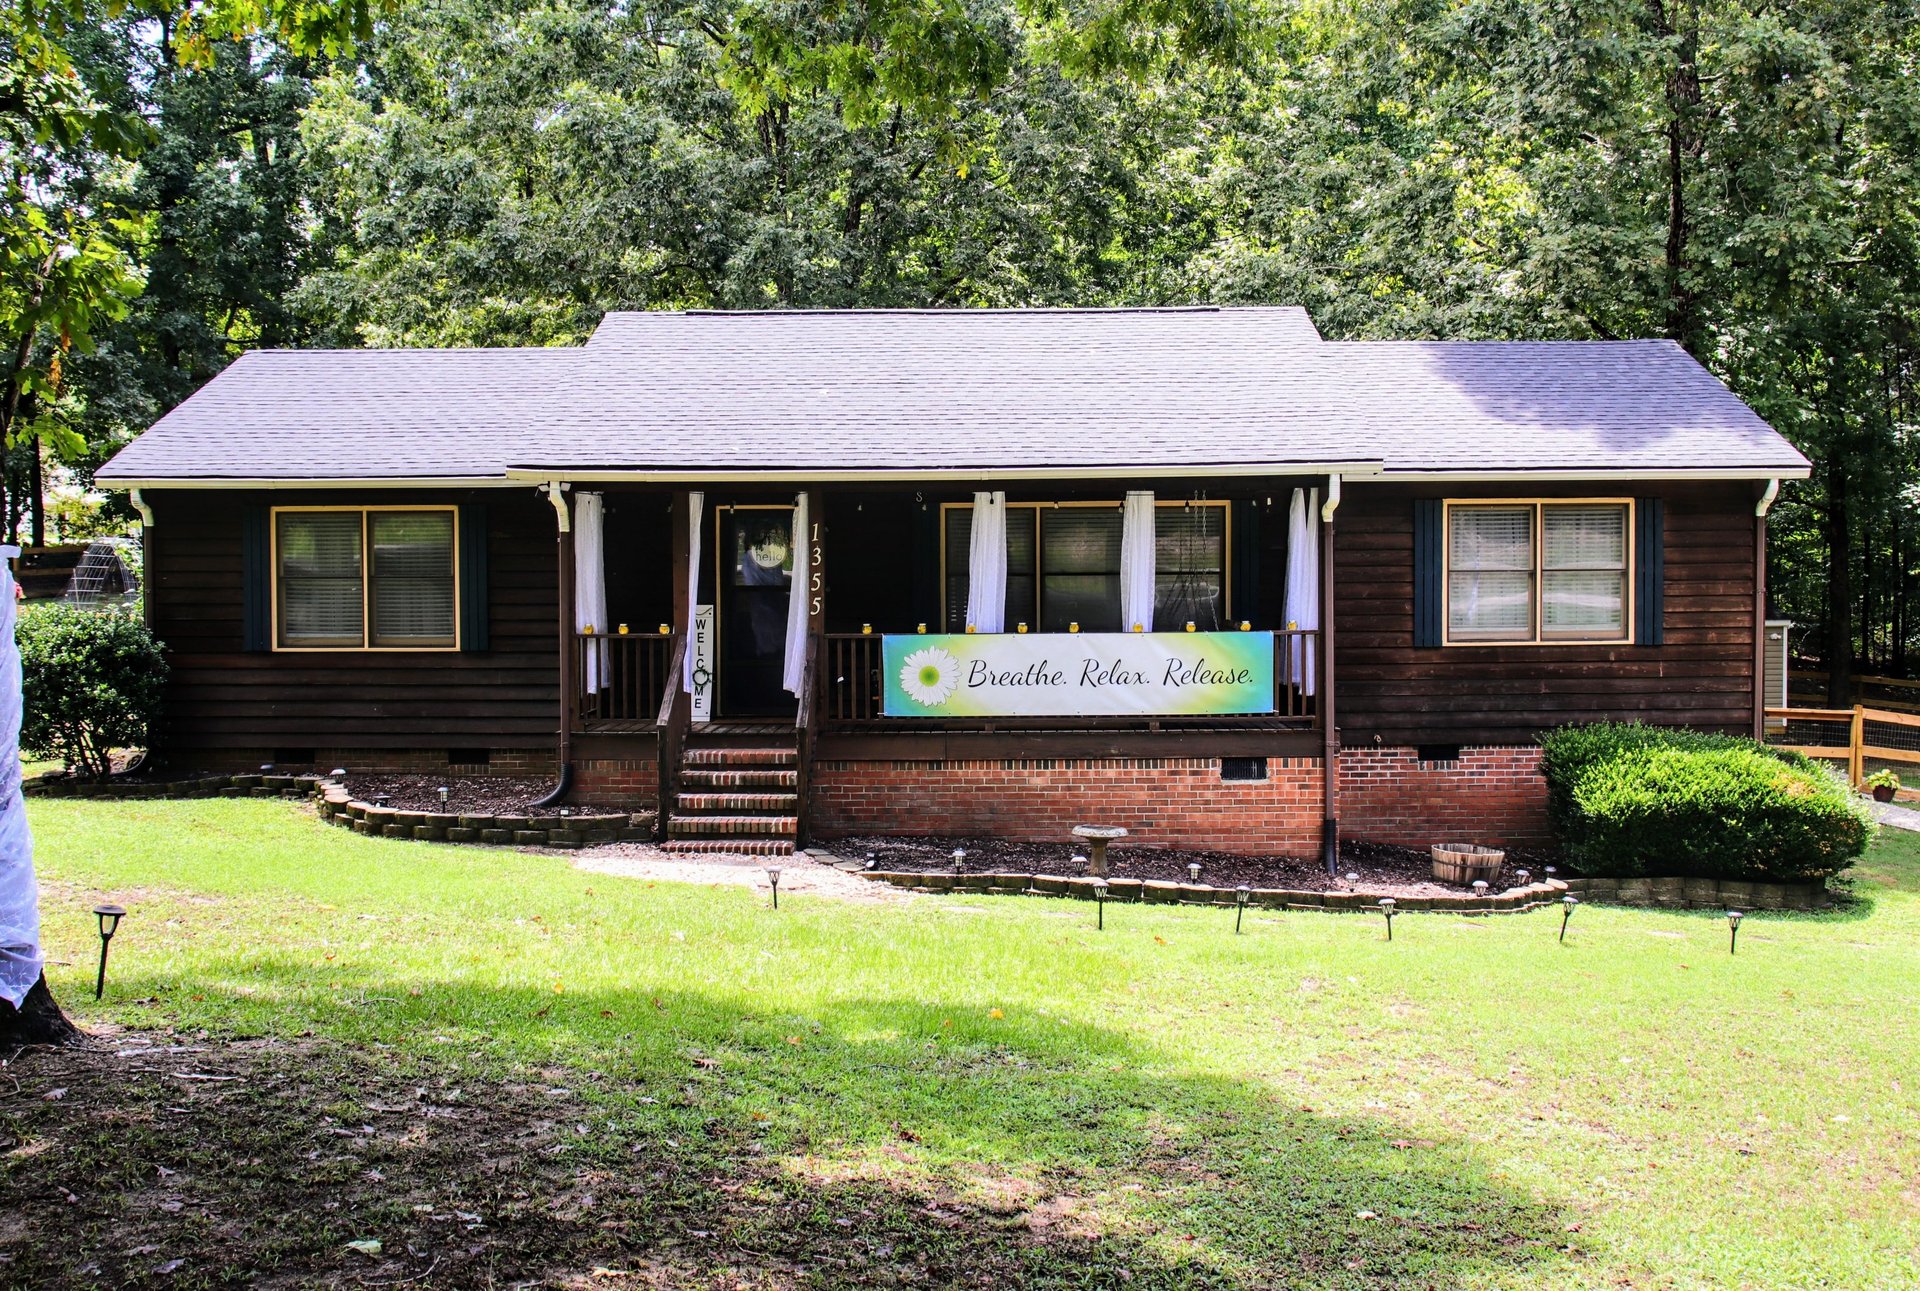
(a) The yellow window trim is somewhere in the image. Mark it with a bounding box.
[937,498,1233,631]
[1441,498,1635,647]
[270,504,462,653]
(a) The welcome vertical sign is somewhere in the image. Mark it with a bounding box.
[882,632,1275,717]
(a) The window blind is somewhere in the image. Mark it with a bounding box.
[1543,505,1627,638]
[943,506,1036,631]
[370,511,456,647]
[1041,506,1121,631]
[278,512,364,646]
[1448,506,1534,639]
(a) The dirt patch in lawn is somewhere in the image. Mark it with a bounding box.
[571,845,914,903]
[830,835,1560,898]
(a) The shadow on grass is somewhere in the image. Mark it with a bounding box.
[1,966,1577,1290]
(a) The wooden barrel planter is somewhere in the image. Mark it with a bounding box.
[1431,843,1504,886]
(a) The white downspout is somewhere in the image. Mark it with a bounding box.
[544,479,571,532]
[1320,473,1342,523]
[130,489,154,528]
[1755,478,1780,517]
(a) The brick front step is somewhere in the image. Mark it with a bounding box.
[679,768,798,790]
[667,814,798,839]
[677,792,799,814]
[660,838,795,857]
[682,747,797,768]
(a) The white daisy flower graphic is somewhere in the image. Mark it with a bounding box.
[898,647,960,708]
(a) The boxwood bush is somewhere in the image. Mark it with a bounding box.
[19,603,167,781]
[1537,722,1874,883]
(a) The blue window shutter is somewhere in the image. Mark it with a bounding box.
[241,504,271,651]
[459,503,490,652]
[1413,499,1443,647]
[1636,498,1664,645]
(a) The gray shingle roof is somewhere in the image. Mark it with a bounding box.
[94,307,1809,485]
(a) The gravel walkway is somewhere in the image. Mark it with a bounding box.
[569,844,914,903]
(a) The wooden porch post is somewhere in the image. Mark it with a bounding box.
[796,489,825,845]
[550,483,575,778]
[658,490,693,832]
[1753,493,1769,739]
[1319,492,1340,873]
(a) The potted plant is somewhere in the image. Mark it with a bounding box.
[1865,769,1901,803]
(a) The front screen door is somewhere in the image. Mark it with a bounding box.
[718,506,797,717]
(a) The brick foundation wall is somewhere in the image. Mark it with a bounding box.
[810,757,1326,858]
[1338,745,1551,849]
[571,755,660,809]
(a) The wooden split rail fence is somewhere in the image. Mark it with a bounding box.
[1765,704,1920,788]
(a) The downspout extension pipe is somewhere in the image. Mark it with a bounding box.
[528,760,574,810]
[537,479,574,808]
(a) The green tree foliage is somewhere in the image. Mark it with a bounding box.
[14,0,1920,688]
[18,602,167,779]
[291,0,1226,344]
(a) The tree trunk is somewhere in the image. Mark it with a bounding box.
[0,975,81,1047]
[1654,0,1704,356]
[28,434,43,549]
[1825,453,1854,705]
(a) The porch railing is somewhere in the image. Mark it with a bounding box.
[574,631,676,725]
[820,629,1321,727]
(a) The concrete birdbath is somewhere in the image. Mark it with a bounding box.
[1071,825,1129,877]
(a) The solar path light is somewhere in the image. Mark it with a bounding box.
[1187,862,1202,884]
[767,866,783,909]
[1092,878,1109,930]
[1379,897,1396,940]
[1559,894,1578,943]
[1235,885,1250,933]
[951,848,966,876]
[1727,910,1743,954]
[1516,868,1531,885]
[91,904,126,999]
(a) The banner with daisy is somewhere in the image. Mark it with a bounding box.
[883,632,1275,717]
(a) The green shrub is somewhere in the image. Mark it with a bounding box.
[19,603,167,780]
[1538,723,1873,883]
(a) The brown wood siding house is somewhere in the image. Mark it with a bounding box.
[98,308,1809,860]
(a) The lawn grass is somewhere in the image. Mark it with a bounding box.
[9,797,1920,1289]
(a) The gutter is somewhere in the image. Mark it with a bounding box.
[1755,478,1781,516]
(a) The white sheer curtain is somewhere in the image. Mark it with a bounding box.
[682,491,703,692]
[1283,487,1320,694]
[1120,490,1156,631]
[573,492,608,692]
[0,546,40,1008]
[782,492,810,695]
[965,490,1007,632]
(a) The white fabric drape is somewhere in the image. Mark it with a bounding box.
[0,547,41,1007]
[682,491,704,692]
[964,490,1008,632]
[1283,488,1320,695]
[1120,490,1156,632]
[573,492,608,692]
[782,493,810,696]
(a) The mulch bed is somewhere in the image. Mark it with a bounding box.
[831,835,1561,897]
[339,774,578,818]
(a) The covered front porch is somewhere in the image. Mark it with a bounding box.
[540,477,1342,856]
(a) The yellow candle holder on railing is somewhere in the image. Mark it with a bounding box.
[1016,622,1029,634]
[618,623,629,635]
[657,624,671,635]
[916,622,928,634]
[582,624,595,635]
[1184,621,1196,633]
[861,623,873,635]
[1069,622,1080,633]
[1239,621,1251,631]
